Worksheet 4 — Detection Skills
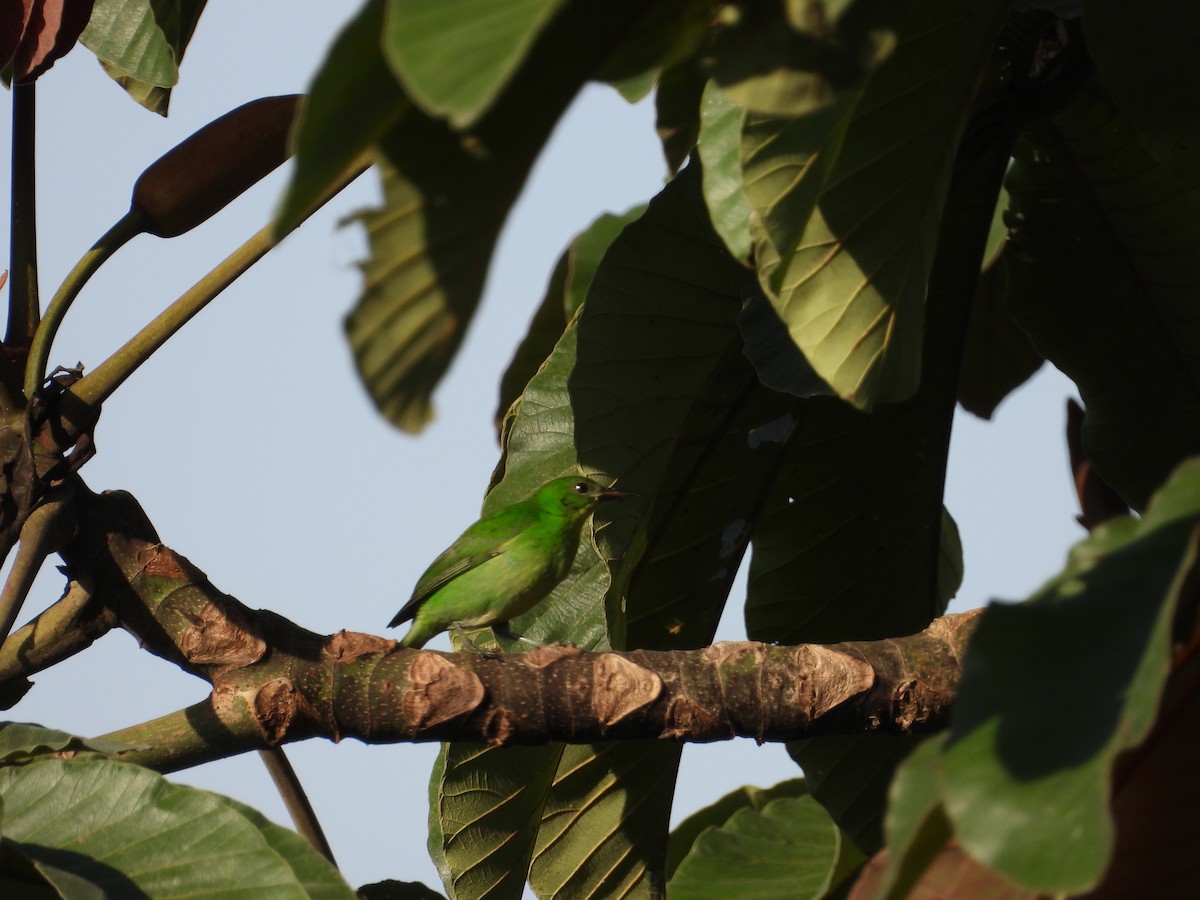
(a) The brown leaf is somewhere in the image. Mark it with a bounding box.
[850,843,1045,900]
[12,0,95,82]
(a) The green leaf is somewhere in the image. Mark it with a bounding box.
[434,164,768,898]
[655,57,706,174]
[941,458,1200,893]
[786,735,916,855]
[744,0,1007,409]
[748,82,1013,857]
[529,742,680,898]
[381,0,565,128]
[0,757,353,898]
[874,735,953,900]
[667,779,807,880]
[709,0,898,118]
[593,0,710,94]
[668,795,865,899]
[697,82,753,263]
[495,206,645,430]
[1085,0,1200,189]
[1004,80,1200,509]
[428,743,560,899]
[742,57,1014,647]
[736,285,832,399]
[345,121,528,433]
[956,247,1043,420]
[340,0,654,432]
[0,721,134,761]
[744,390,963,645]
[80,0,206,114]
[275,0,408,237]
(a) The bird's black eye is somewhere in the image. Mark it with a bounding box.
[573,481,590,494]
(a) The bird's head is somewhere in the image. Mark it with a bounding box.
[543,476,634,512]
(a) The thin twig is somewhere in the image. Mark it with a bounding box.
[258,747,338,866]
[0,485,75,644]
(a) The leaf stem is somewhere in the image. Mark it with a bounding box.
[66,222,275,415]
[24,210,148,398]
[7,82,39,348]
[63,156,370,426]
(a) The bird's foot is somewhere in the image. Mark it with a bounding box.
[449,624,501,657]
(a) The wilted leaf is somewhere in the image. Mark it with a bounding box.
[8,0,95,82]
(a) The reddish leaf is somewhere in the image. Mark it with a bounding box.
[850,844,1045,900]
[0,0,34,72]
[12,0,94,82]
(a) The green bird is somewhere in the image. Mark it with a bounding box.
[388,476,631,649]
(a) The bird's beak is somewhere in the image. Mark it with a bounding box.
[599,488,635,501]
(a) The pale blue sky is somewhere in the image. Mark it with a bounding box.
[2,3,1082,890]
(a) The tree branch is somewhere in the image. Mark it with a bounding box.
[56,478,978,772]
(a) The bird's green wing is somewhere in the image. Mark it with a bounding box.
[388,502,538,626]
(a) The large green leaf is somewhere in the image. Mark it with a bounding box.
[666,779,807,880]
[1004,79,1200,509]
[428,743,561,900]
[0,757,353,898]
[696,82,753,263]
[956,246,1043,420]
[80,0,206,114]
[668,795,865,899]
[785,735,917,856]
[529,741,680,898]
[743,0,1007,409]
[381,0,565,128]
[275,0,408,236]
[940,458,1200,893]
[434,164,780,898]
[1085,0,1200,189]
[655,56,706,174]
[495,207,645,430]
[708,0,900,119]
[745,58,1016,850]
[872,736,953,900]
[340,0,653,432]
